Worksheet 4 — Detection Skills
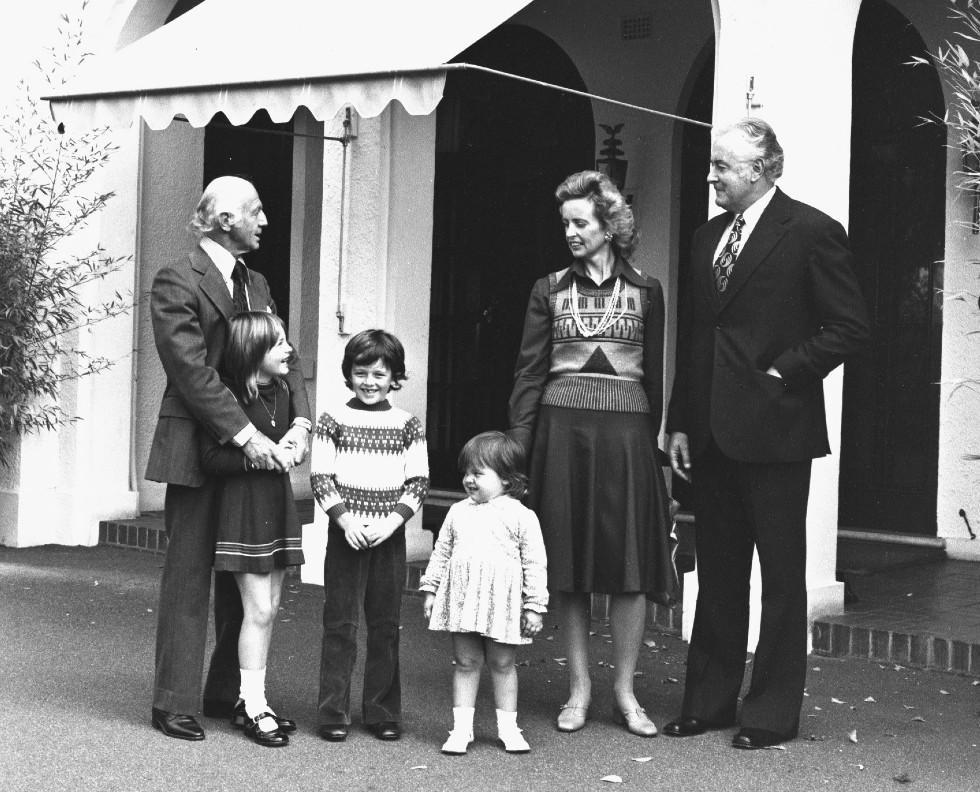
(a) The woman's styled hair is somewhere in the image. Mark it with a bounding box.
[223,311,287,404]
[341,329,407,390]
[555,170,638,261]
[457,431,529,499]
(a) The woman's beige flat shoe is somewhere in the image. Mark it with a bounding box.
[556,703,590,732]
[613,706,658,737]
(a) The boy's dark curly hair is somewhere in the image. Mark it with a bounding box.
[341,329,407,390]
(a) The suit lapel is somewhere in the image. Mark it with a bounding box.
[190,247,235,320]
[717,189,791,312]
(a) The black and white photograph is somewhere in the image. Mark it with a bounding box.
[1,1,978,790]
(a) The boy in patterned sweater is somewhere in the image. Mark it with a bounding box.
[310,329,429,743]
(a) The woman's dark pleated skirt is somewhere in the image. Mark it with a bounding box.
[528,405,677,605]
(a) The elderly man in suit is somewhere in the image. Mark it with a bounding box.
[146,175,312,741]
[663,119,869,749]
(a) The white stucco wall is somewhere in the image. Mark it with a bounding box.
[0,0,146,546]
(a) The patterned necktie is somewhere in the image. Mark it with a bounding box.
[713,214,745,293]
[231,260,249,314]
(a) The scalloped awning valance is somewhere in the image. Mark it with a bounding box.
[44,0,532,131]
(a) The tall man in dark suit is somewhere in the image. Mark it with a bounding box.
[146,176,312,740]
[663,119,869,749]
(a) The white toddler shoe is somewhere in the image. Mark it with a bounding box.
[441,728,474,755]
[442,706,475,754]
[496,709,530,753]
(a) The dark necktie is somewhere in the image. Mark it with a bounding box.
[713,214,745,293]
[231,260,249,314]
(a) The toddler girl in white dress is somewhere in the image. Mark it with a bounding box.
[420,431,548,754]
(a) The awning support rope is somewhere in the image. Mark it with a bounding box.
[446,63,713,129]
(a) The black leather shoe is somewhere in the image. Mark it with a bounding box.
[244,712,288,747]
[367,721,401,741]
[151,707,205,741]
[663,716,724,737]
[231,700,297,733]
[732,727,793,750]
[318,724,349,742]
[202,698,236,719]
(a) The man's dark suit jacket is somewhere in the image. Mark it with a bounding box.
[666,188,869,463]
[145,245,311,487]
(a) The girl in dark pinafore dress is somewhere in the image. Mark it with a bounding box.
[200,311,304,747]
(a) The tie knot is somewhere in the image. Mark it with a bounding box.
[733,214,745,231]
[232,260,247,282]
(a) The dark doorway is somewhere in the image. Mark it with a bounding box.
[165,0,203,22]
[677,43,715,322]
[840,0,945,535]
[426,25,595,488]
[670,42,715,510]
[203,110,294,324]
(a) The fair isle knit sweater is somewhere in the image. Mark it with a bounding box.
[310,398,430,527]
[509,258,666,452]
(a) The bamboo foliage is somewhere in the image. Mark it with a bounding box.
[0,4,131,468]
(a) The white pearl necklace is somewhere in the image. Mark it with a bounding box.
[569,275,626,338]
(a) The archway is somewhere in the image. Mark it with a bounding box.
[426,24,595,488]
[840,0,946,535]
[669,40,715,510]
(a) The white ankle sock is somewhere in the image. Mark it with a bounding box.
[452,706,475,734]
[239,667,269,719]
[496,709,517,731]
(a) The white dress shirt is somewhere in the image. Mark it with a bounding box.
[199,236,250,308]
[712,185,778,262]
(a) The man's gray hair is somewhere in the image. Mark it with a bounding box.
[716,118,784,181]
[190,175,257,235]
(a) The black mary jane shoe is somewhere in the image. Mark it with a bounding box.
[367,721,401,741]
[231,700,297,733]
[244,712,289,747]
[151,707,205,741]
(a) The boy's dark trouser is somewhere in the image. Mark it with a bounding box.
[318,528,405,727]
[153,481,243,714]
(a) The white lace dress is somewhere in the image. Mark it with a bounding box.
[420,495,548,645]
